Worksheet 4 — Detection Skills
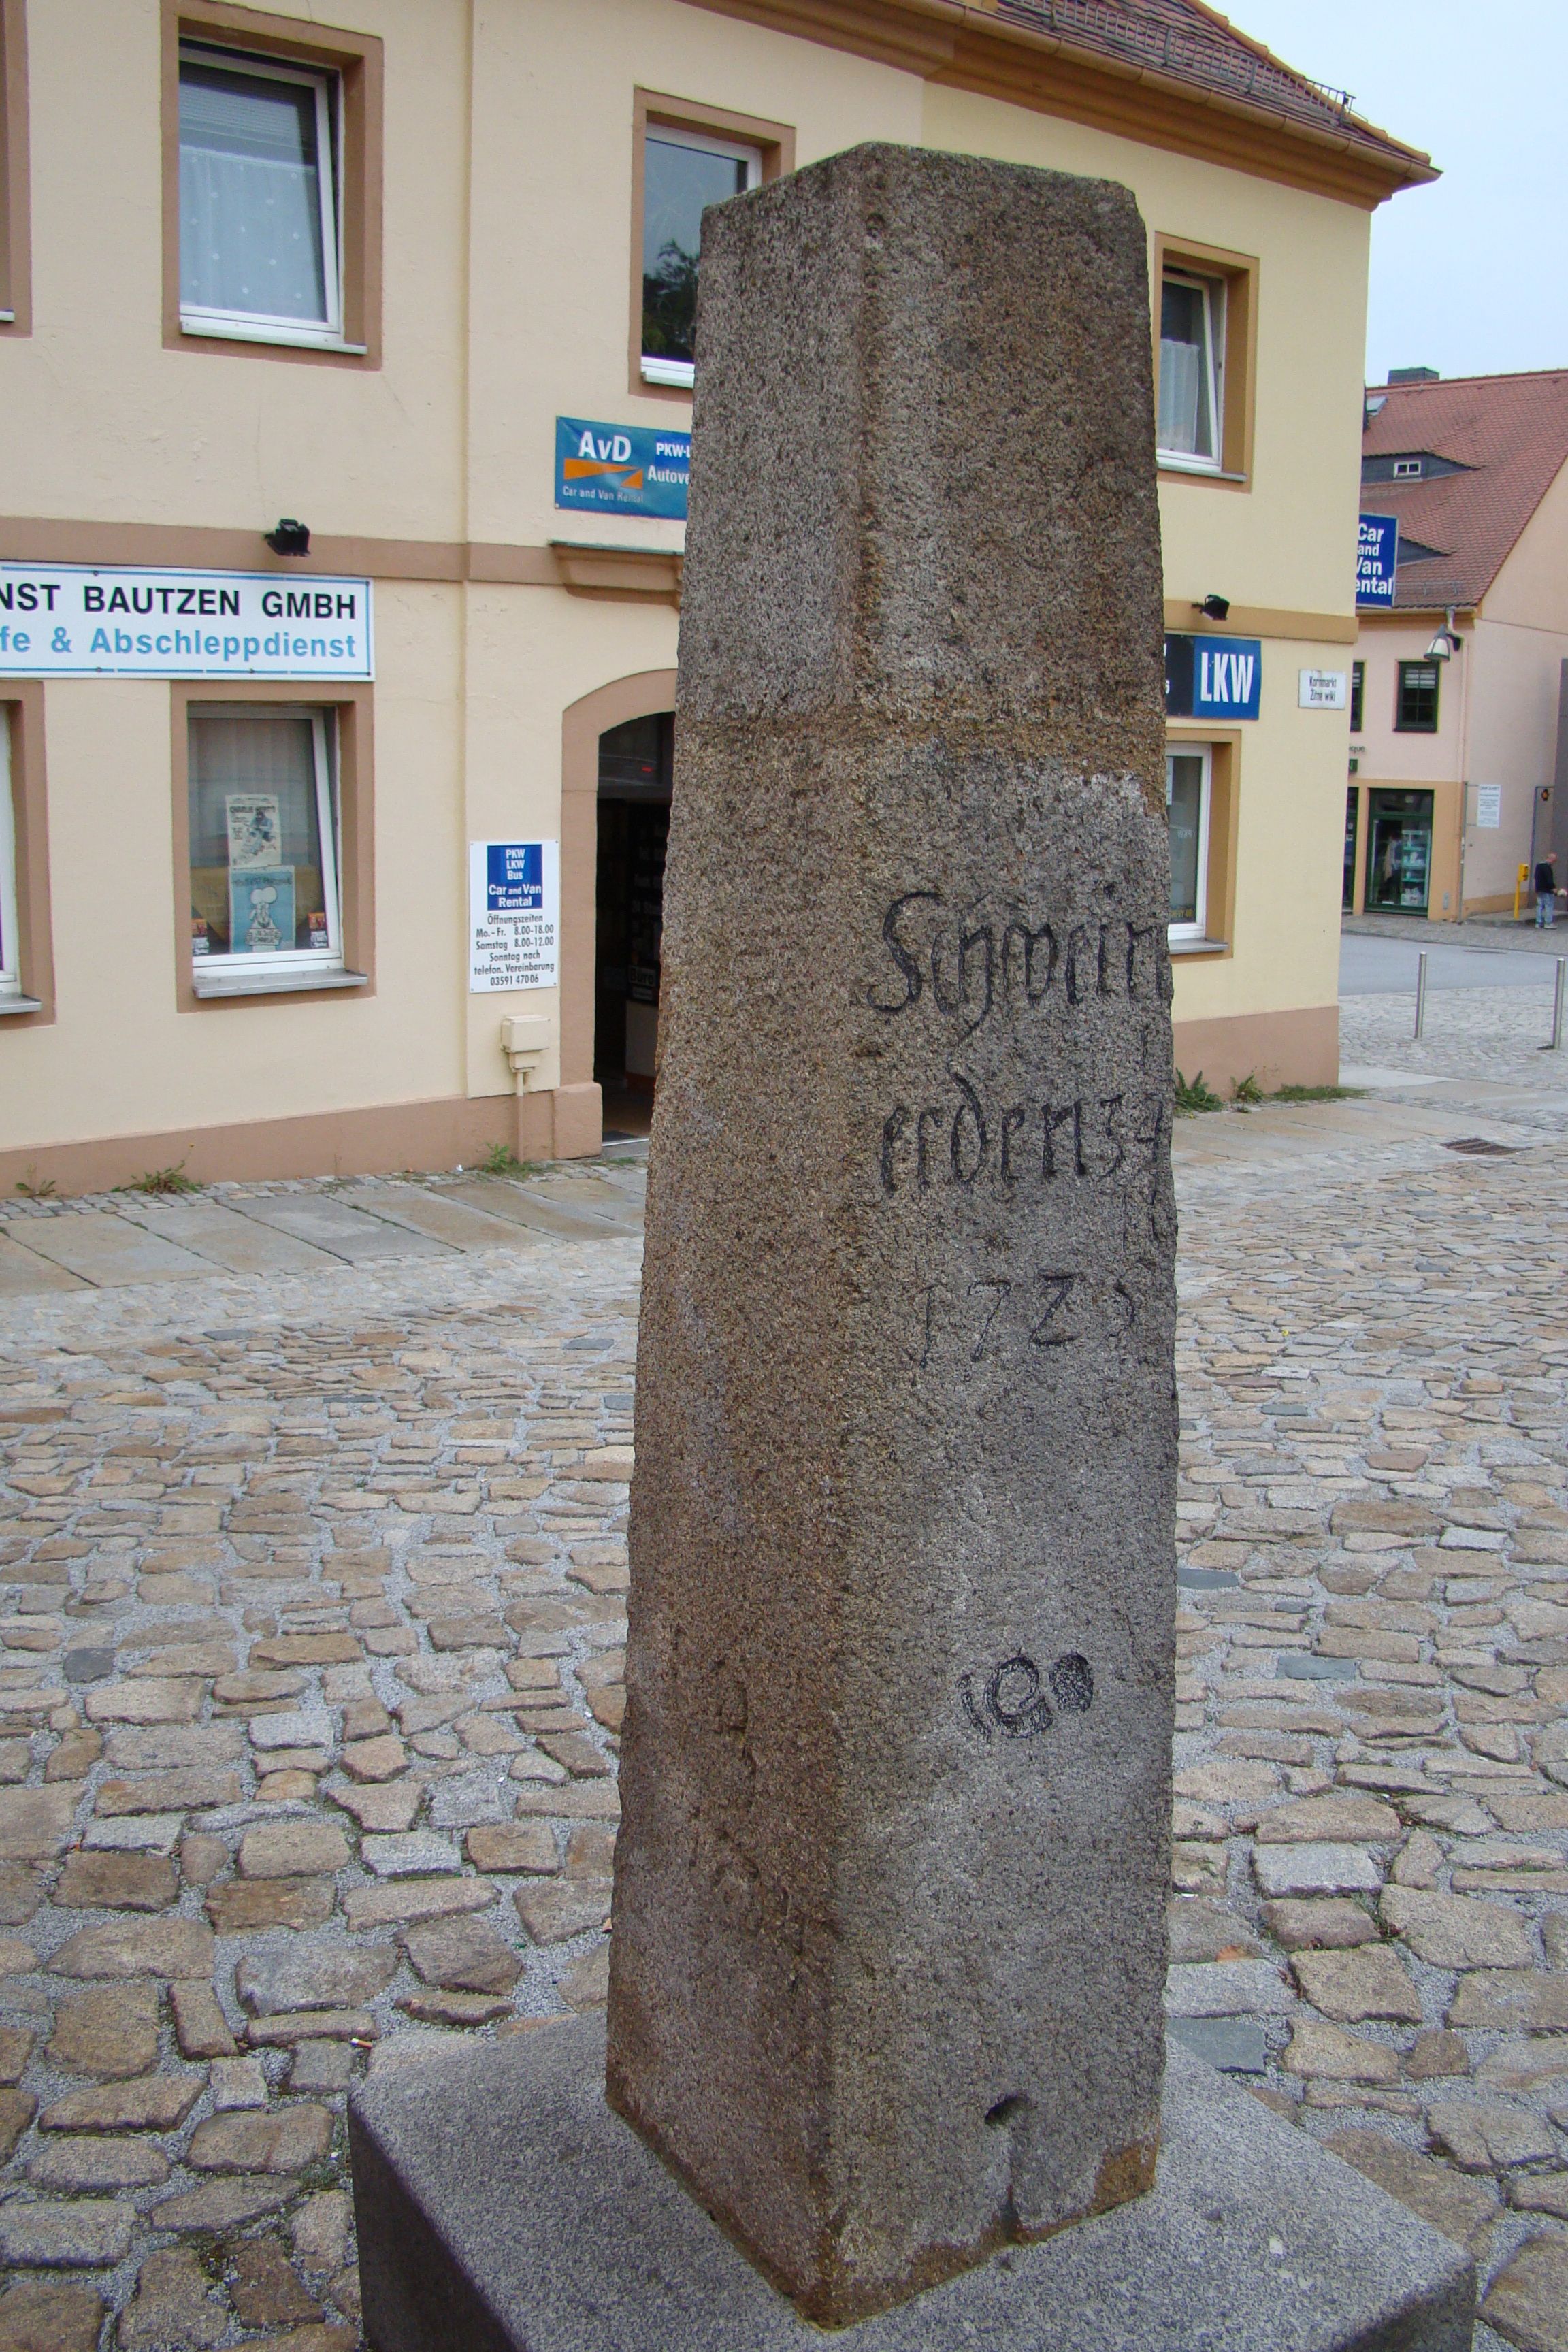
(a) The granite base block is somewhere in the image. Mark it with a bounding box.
[349,2018,1474,2352]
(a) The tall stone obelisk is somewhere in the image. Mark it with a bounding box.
[608,143,1177,2326]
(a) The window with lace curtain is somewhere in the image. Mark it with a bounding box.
[1158,272,1224,471]
[1152,240,1256,485]
[178,42,342,346]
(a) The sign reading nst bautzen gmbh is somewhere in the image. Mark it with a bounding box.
[0,566,373,679]
[1164,634,1262,721]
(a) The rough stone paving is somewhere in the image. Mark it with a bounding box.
[1,1066,1568,2345]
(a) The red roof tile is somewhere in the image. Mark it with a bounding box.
[992,0,1435,182]
[1363,370,1568,611]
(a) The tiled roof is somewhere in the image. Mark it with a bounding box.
[989,0,1435,180]
[1362,370,1568,611]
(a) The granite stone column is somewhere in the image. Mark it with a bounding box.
[607,142,1178,2326]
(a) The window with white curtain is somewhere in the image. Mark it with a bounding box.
[0,716,18,1000]
[1166,745,1211,939]
[179,44,341,344]
[1158,273,1223,471]
[189,705,341,982]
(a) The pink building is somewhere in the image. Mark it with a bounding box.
[1351,369,1568,919]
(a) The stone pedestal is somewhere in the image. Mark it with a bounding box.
[610,142,1178,2322]
[349,2020,1475,2352]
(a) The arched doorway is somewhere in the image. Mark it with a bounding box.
[559,670,677,1154]
[594,713,672,1138]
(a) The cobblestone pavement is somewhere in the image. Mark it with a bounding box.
[3,1065,1568,2345]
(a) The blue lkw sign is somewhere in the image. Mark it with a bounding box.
[1164,634,1262,721]
[1357,514,1399,608]
[555,416,690,520]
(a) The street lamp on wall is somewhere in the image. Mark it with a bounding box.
[1424,606,1461,662]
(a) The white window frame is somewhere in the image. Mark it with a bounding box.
[640,125,762,389]
[178,42,345,351]
[1166,742,1212,942]
[1157,270,1225,476]
[0,715,18,1000]
[1392,457,1422,479]
[191,708,343,990]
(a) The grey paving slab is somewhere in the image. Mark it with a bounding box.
[337,1183,543,1254]
[522,1171,644,1226]
[230,1191,453,1264]
[0,1228,88,1295]
[10,1209,210,1286]
[114,1193,339,1275]
[350,2019,1473,2352]
[444,1179,637,1241]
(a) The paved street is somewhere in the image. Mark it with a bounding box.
[1,981,1568,2345]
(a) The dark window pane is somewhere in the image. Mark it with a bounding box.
[1350,662,1364,732]
[180,61,328,323]
[642,137,748,363]
[1396,661,1439,732]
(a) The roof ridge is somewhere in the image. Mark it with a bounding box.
[985,0,1434,169]
[1367,368,1568,393]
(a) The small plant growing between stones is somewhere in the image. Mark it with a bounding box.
[479,1143,533,1179]
[1271,1083,1366,1104]
[117,1160,200,1196]
[1174,1069,1224,1116]
[13,1173,56,1198]
[1232,1073,1264,1107]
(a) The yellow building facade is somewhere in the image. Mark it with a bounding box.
[0,0,1430,1188]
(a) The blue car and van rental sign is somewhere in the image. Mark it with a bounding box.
[555,416,690,521]
[0,565,372,678]
[1357,514,1399,609]
[1164,634,1262,721]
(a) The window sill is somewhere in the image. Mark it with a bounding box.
[180,317,368,357]
[0,994,42,1016]
[1168,936,1229,957]
[640,355,694,389]
[192,965,367,1000]
[0,312,14,326]
[1158,457,1248,485]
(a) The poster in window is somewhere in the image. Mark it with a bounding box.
[225,794,283,870]
[229,868,295,955]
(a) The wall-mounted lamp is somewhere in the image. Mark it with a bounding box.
[265,519,311,557]
[1424,606,1462,662]
[1193,593,1230,621]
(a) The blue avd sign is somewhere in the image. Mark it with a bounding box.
[555,417,689,520]
[1164,634,1262,722]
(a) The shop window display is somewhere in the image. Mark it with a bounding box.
[189,704,341,974]
[1365,787,1434,915]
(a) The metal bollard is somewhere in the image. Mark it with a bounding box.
[1414,949,1428,1040]
[1554,958,1567,1051]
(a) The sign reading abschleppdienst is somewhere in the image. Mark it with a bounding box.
[0,565,374,679]
[1357,515,1399,609]
[468,840,560,993]
[555,416,689,520]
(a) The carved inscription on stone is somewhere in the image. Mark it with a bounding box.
[960,1650,1095,1744]
[868,888,1173,1243]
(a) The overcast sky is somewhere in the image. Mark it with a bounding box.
[1223,1,1566,387]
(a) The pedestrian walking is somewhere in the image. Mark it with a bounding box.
[1536,853,1559,927]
